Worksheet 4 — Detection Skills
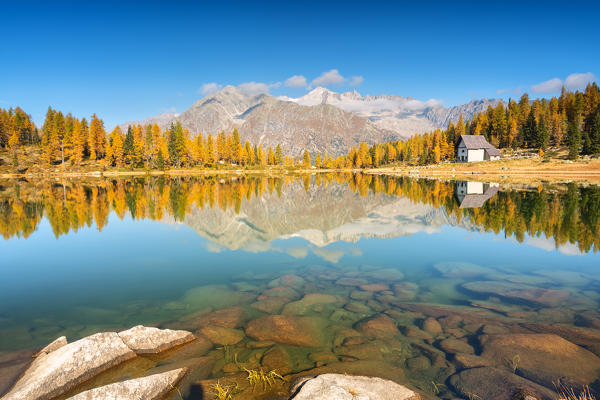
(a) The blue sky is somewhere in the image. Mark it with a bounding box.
[1,0,599,128]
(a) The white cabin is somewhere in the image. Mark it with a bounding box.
[457,135,501,162]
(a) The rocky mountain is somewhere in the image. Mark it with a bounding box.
[121,86,400,156]
[121,86,500,156]
[281,87,501,137]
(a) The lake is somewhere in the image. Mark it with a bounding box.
[1,174,599,399]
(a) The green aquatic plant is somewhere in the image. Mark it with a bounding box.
[245,368,284,391]
[430,381,445,395]
[555,382,597,400]
[167,381,184,400]
[466,392,482,400]
[210,381,239,400]
[217,344,233,363]
[509,354,520,373]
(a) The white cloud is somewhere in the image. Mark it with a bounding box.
[349,76,364,87]
[310,69,346,87]
[285,75,307,88]
[238,81,281,96]
[564,72,596,91]
[531,77,563,94]
[530,72,596,94]
[199,82,222,95]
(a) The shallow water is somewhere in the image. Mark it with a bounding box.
[1,174,599,399]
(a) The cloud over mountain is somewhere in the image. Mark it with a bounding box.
[531,72,596,93]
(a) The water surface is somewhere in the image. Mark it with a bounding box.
[1,174,599,399]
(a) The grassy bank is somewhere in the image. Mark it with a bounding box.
[368,157,600,185]
[2,147,600,185]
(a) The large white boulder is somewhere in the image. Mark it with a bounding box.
[290,373,420,400]
[3,332,136,400]
[67,368,187,400]
[118,325,195,354]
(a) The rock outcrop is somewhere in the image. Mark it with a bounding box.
[67,368,187,400]
[3,326,196,400]
[3,332,136,400]
[118,325,195,354]
[289,373,420,400]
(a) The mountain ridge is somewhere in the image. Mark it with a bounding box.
[120,86,500,156]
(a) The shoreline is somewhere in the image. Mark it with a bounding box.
[2,158,600,185]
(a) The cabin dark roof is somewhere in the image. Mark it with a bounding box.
[459,186,499,208]
[485,147,501,157]
[459,135,495,150]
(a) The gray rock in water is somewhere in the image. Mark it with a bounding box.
[67,368,187,400]
[290,373,420,400]
[118,325,195,354]
[3,332,136,400]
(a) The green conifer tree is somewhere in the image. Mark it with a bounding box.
[567,121,581,160]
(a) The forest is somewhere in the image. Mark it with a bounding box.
[1,84,599,170]
[343,83,600,167]
[0,174,598,253]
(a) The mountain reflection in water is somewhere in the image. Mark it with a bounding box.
[0,174,598,253]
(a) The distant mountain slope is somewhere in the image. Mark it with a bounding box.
[121,86,500,156]
[281,87,501,137]
[121,86,400,156]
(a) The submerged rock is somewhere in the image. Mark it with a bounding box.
[261,286,301,300]
[421,317,442,335]
[182,285,255,310]
[335,277,368,287]
[288,360,406,385]
[289,373,419,400]
[3,332,136,400]
[251,297,289,314]
[406,356,431,371]
[452,353,490,369]
[118,325,195,354]
[246,315,327,347]
[261,346,295,374]
[67,368,187,400]
[438,338,474,355]
[364,268,405,281]
[479,333,600,388]
[350,290,373,300]
[521,322,600,356]
[462,281,569,307]
[195,306,247,328]
[282,293,340,315]
[360,283,389,292]
[434,261,491,278]
[448,367,557,400]
[198,326,244,345]
[268,274,306,289]
[355,315,399,339]
[334,342,384,361]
